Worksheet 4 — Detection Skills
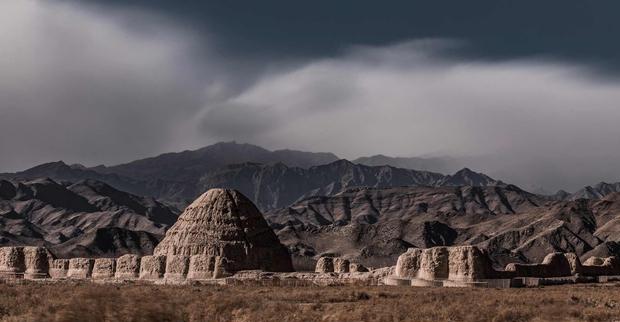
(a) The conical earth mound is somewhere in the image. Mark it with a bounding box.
[154,188,293,272]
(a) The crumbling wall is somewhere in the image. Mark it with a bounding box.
[164,255,189,280]
[115,254,141,279]
[334,258,350,273]
[584,257,605,266]
[23,246,51,279]
[92,258,116,279]
[505,252,572,278]
[50,259,69,279]
[140,255,166,280]
[582,256,620,276]
[67,258,94,279]
[447,246,497,280]
[563,253,583,275]
[395,246,513,281]
[316,257,367,274]
[395,248,422,279]
[0,247,25,277]
[188,254,215,279]
[349,263,369,273]
[418,247,449,280]
[315,257,334,273]
[213,256,232,278]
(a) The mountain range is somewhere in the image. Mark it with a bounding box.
[267,185,620,268]
[352,154,460,174]
[3,141,620,265]
[1,142,504,211]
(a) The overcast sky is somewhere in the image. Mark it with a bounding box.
[2,0,620,192]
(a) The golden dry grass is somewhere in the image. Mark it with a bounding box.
[0,281,620,322]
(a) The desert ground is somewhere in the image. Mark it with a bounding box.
[0,281,619,322]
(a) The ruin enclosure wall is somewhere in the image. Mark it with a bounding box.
[23,246,52,279]
[164,255,189,280]
[334,258,350,273]
[563,253,583,275]
[67,258,94,279]
[140,255,166,280]
[395,248,422,279]
[188,254,215,279]
[505,252,572,278]
[0,247,25,277]
[92,258,116,279]
[418,247,449,280]
[115,254,141,279]
[50,259,69,279]
[447,245,517,280]
[315,257,334,273]
[350,263,369,273]
[582,256,620,276]
[213,256,232,278]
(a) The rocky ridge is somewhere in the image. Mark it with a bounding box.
[0,178,177,258]
[267,186,620,268]
[1,142,503,211]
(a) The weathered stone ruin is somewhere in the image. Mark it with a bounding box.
[447,246,511,281]
[50,259,69,279]
[349,263,369,273]
[164,255,189,280]
[418,247,449,280]
[387,246,620,288]
[0,189,296,284]
[0,247,25,278]
[581,256,620,277]
[187,254,215,279]
[23,246,51,279]
[334,258,350,273]
[92,258,116,279]
[67,258,94,279]
[213,256,232,278]
[563,253,583,275]
[139,255,166,280]
[115,254,140,279]
[3,187,620,288]
[315,256,367,274]
[395,248,422,279]
[505,252,572,278]
[315,257,334,273]
[392,246,511,287]
[153,189,293,273]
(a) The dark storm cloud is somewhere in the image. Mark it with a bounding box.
[77,0,620,72]
[197,41,620,192]
[3,0,620,194]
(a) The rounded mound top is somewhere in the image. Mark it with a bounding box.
[187,188,247,209]
[153,188,293,272]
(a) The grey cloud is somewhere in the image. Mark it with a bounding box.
[3,1,620,193]
[0,0,231,170]
[200,42,620,192]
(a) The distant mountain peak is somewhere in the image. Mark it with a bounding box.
[30,160,69,169]
[454,167,475,174]
[353,153,458,174]
[438,167,500,187]
[571,181,620,200]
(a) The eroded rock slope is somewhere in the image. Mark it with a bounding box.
[0,178,177,258]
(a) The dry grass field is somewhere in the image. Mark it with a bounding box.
[0,281,620,322]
